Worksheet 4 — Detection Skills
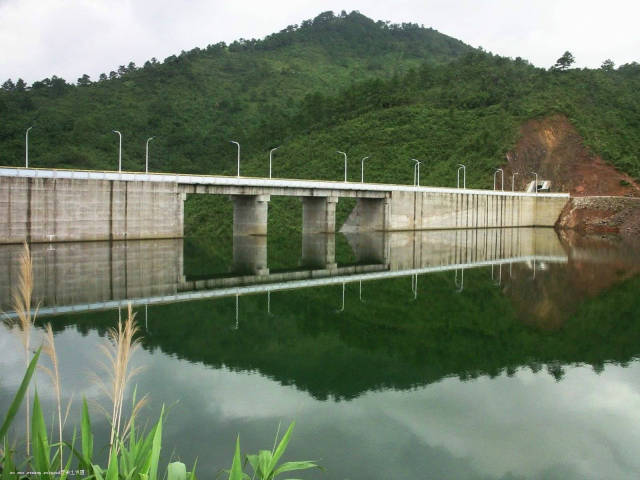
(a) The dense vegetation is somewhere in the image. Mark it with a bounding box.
[1,10,639,237]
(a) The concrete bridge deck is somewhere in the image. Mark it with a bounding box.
[0,166,570,243]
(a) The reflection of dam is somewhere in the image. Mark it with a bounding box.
[1,228,567,318]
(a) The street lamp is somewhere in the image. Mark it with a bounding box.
[230,141,240,177]
[360,156,369,183]
[511,171,519,192]
[112,130,122,172]
[412,159,422,186]
[145,137,155,173]
[531,172,538,195]
[457,164,466,189]
[493,168,504,191]
[25,126,33,168]
[337,151,347,182]
[269,146,279,179]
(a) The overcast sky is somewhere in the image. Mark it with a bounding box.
[1,0,639,84]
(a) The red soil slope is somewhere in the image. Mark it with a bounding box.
[503,114,640,197]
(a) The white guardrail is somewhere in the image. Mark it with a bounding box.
[0,167,570,198]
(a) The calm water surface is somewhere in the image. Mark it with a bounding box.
[1,228,640,480]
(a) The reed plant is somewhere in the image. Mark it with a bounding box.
[9,242,37,457]
[0,243,319,480]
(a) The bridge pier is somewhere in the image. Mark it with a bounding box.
[301,196,338,234]
[231,194,270,236]
[341,197,389,232]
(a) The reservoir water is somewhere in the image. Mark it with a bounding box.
[1,228,640,479]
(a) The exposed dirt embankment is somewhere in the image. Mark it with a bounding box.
[504,114,640,197]
[556,196,640,236]
[503,114,640,237]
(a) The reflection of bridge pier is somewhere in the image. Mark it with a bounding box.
[343,232,388,265]
[301,234,336,270]
[232,235,269,275]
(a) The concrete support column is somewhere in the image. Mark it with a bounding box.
[301,234,336,270]
[301,196,338,234]
[340,197,387,232]
[233,235,269,275]
[231,194,270,236]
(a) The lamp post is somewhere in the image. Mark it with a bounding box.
[145,137,155,173]
[337,151,347,182]
[457,164,466,189]
[269,146,279,179]
[112,130,122,172]
[412,159,422,186]
[230,141,240,177]
[494,168,504,191]
[25,126,33,168]
[360,156,369,183]
[511,171,519,192]
[532,172,538,195]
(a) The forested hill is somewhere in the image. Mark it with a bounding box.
[0,10,470,173]
[1,9,639,195]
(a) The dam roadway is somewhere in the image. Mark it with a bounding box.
[0,167,569,244]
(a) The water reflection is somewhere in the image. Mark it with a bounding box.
[0,228,568,317]
[2,228,640,479]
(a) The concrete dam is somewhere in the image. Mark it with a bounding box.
[0,167,569,244]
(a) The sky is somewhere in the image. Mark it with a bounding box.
[1,0,639,84]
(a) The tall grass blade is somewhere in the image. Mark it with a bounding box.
[0,348,40,440]
[31,391,51,474]
[269,422,295,472]
[228,436,245,480]
[81,397,94,470]
[272,460,320,477]
[148,407,164,480]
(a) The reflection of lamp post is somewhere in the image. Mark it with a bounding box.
[457,164,466,189]
[531,172,538,195]
[230,141,240,177]
[337,151,347,182]
[359,280,365,303]
[231,294,239,330]
[336,282,346,312]
[411,274,418,300]
[360,156,369,183]
[25,126,33,168]
[112,130,122,171]
[145,137,155,173]
[267,290,274,315]
[269,146,279,179]
[455,268,464,292]
[511,171,519,192]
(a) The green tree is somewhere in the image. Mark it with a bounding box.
[552,51,575,70]
[77,74,91,86]
[2,78,15,91]
[600,58,615,71]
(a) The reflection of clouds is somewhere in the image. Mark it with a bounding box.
[3,323,640,480]
[358,365,640,480]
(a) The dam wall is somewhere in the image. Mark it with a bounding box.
[0,176,184,243]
